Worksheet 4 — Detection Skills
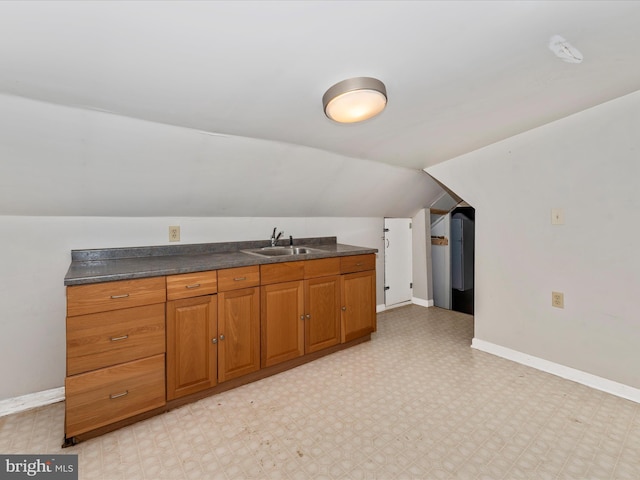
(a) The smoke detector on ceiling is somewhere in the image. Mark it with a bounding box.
[548,35,583,64]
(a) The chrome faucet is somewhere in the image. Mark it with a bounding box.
[270,227,284,247]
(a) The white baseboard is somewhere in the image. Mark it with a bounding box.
[0,387,65,417]
[472,338,640,404]
[378,298,434,313]
[412,297,434,308]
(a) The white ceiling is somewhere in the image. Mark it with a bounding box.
[1,1,639,172]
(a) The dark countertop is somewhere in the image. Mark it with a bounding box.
[64,237,377,286]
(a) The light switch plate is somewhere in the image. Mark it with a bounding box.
[551,208,564,225]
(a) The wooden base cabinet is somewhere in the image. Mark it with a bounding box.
[261,280,305,367]
[64,251,376,443]
[261,259,342,367]
[217,287,261,382]
[64,278,167,442]
[341,258,376,343]
[305,275,341,353]
[65,354,165,438]
[166,295,218,400]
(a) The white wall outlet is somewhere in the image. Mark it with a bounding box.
[552,291,564,308]
[551,208,564,225]
[169,226,180,242]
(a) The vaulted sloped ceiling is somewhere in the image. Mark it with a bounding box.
[1,1,640,217]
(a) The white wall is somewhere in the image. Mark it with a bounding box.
[428,89,640,389]
[411,209,432,305]
[0,93,443,218]
[0,216,384,400]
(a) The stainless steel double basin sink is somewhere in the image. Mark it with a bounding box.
[241,246,326,258]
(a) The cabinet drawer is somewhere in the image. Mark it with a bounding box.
[260,261,304,285]
[66,304,166,376]
[340,254,375,274]
[67,277,166,317]
[218,266,260,291]
[304,257,340,278]
[166,271,217,300]
[65,354,166,437]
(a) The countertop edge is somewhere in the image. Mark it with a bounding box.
[64,243,378,286]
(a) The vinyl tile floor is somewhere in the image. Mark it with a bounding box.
[1,305,639,479]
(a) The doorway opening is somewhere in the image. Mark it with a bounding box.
[431,205,475,315]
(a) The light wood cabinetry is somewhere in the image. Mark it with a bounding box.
[65,354,165,437]
[65,277,167,439]
[64,249,376,443]
[166,295,218,400]
[261,258,342,367]
[304,274,341,353]
[166,271,217,301]
[340,254,376,343]
[261,280,305,367]
[217,266,261,382]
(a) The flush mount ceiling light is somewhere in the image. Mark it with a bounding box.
[322,77,387,123]
[548,35,583,64]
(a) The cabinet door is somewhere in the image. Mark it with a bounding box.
[305,275,341,354]
[166,295,218,400]
[341,270,376,342]
[261,281,304,367]
[218,287,260,382]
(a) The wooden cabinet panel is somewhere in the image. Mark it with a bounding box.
[65,354,165,437]
[67,277,166,316]
[260,261,304,285]
[304,257,340,279]
[218,287,260,382]
[166,271,217,300]
[166,295,218,400]
[261,281,304,367]
[340,254,376,274]
[305,275,341,354]
[66,304,165,376]
[341,270,376,342]
[218,266,260,292]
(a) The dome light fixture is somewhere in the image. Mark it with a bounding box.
[322,77,387,123]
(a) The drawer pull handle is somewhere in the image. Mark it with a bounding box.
[110,391,129,400]
[110,335,129,342]
[356,263,363,266]
[110,294,130,299]
[233,277,247,281]
[185,283,201,289]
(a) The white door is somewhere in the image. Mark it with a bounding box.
[384,218,412,306]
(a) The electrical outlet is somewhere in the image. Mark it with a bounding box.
[552,291,564,309]
[169,226,180,242]
[551,208,564,225]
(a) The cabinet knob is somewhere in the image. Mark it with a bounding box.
[306,314,311,319]
[219,334,225,341]
[300,315,305,320]
[341,306,347,311]
[211,338,218,344]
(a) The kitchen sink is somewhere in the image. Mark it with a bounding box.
[241,246,326,258]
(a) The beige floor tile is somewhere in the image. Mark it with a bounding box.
[1,305,639,479]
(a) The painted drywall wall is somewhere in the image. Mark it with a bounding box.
[0,216,383,400]
[431,214,451,309]
[428,89,640,389]
[0,93,442,218]
[411,209,431,304]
